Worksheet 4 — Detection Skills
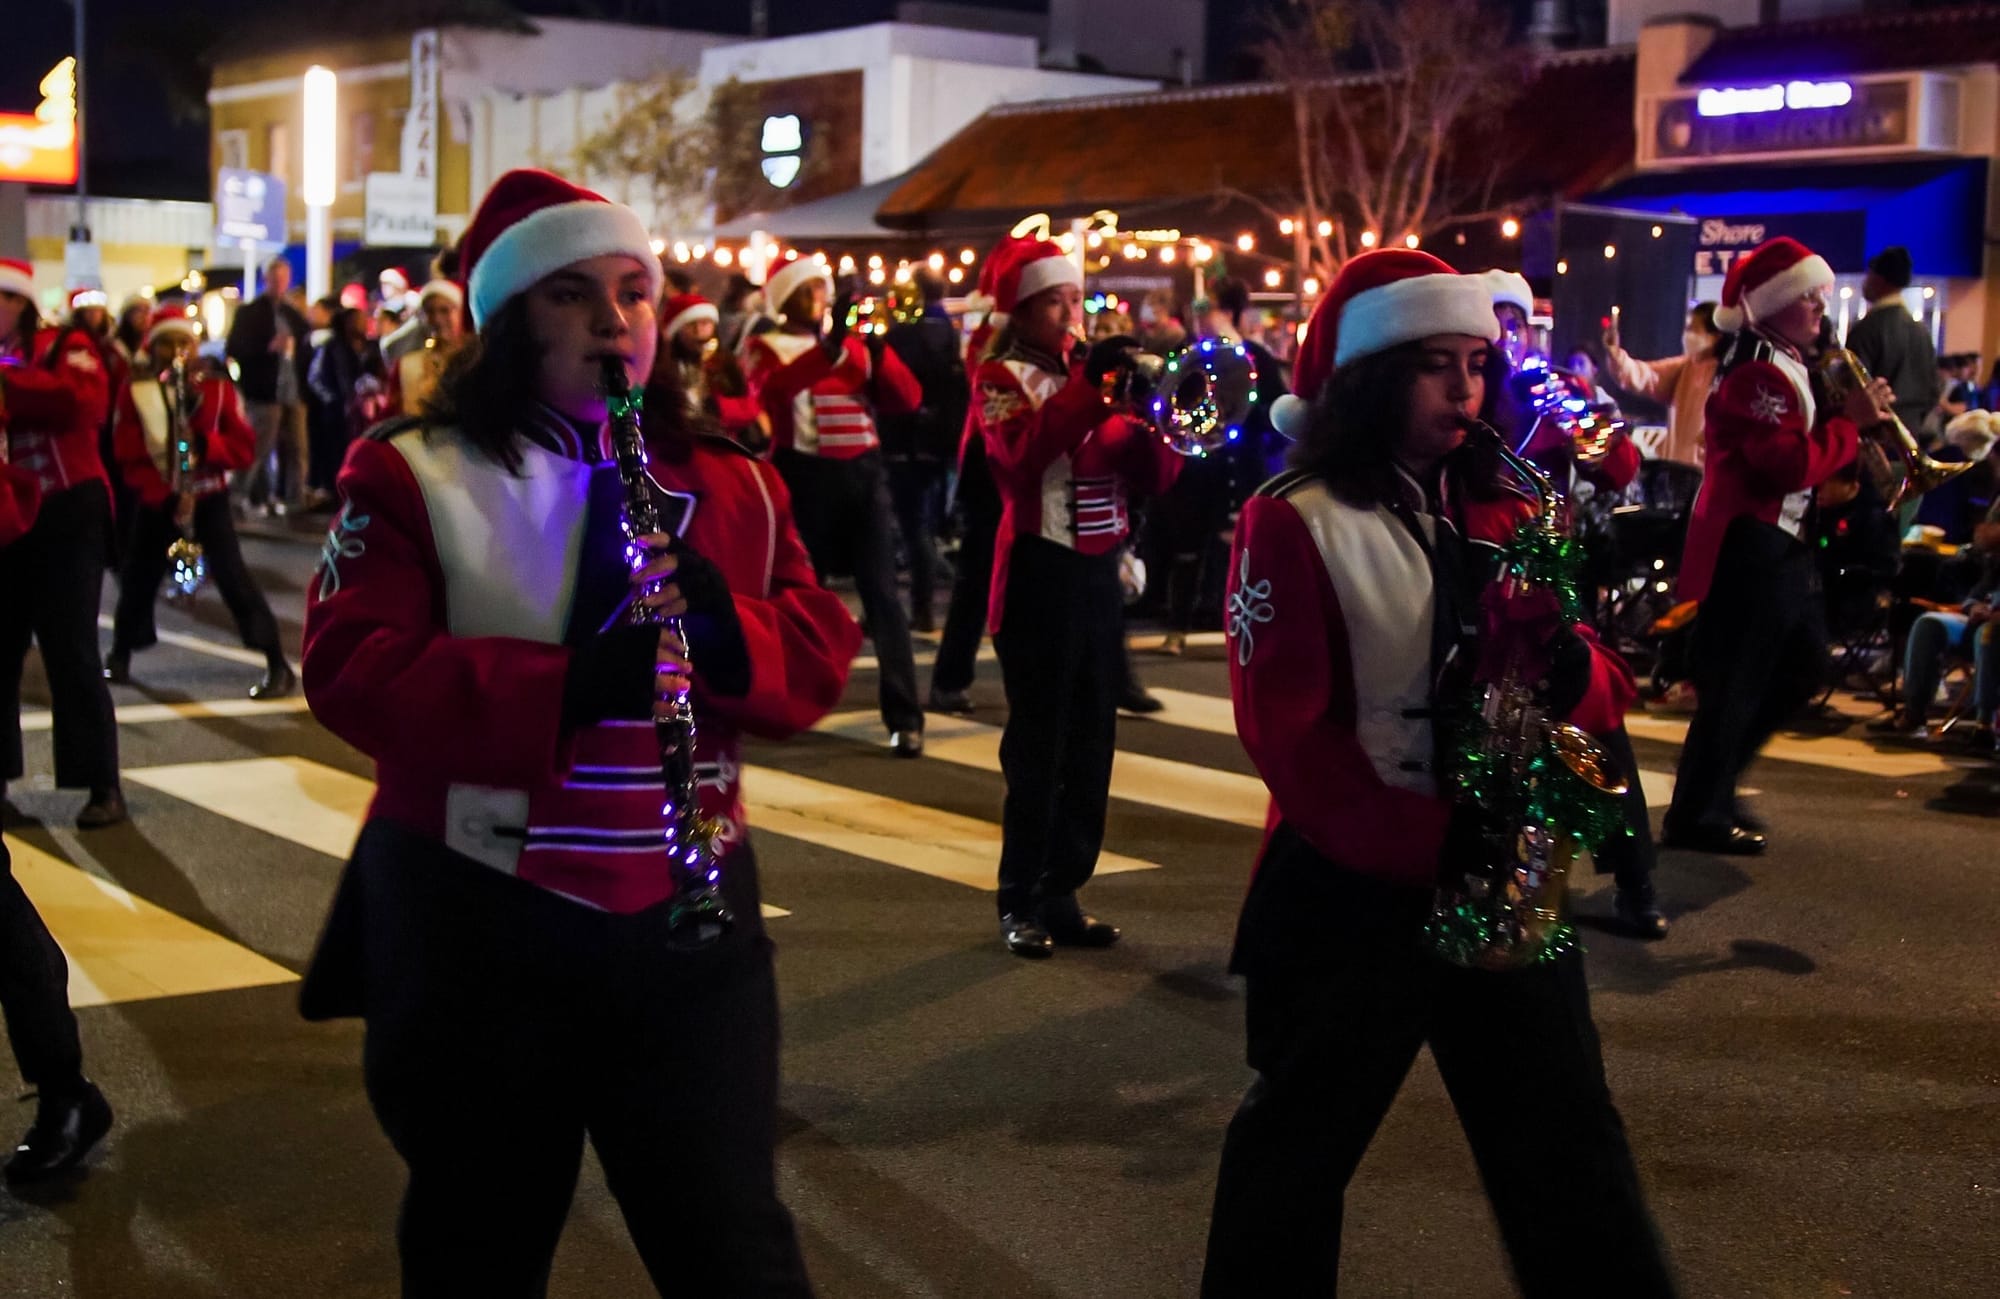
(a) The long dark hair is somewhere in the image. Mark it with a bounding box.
[640,352,699,465]
[418,298,542,473]
[1,297,42,355]
[1291,340,1503,507]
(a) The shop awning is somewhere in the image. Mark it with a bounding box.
[714,176,924,242]
[1589,157,1987,277]
[876,50,1636,231]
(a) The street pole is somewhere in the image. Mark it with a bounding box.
[69,0,94,290]
[302,66,336,301]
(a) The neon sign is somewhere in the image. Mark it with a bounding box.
[1697,79,1853,118]
[0,58,79,185]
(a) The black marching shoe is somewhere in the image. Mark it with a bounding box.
[1660,823,1766,856]
[927,687,974,716]
[1118,685,1164,715]
[890,729,925,759]
[1000,913,1054,959]
[1614,888,1670,940]
[76,786,127,830]
[1040,893,1120,948]
[6,1082,112,1184]
[101,650,131,684]
[250,661,297,700]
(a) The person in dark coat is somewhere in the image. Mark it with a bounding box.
[1845,246,1939,440]
[225,255,313,511]
[879,269,970,636]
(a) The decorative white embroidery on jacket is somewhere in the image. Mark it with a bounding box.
[1747,385,1790,424]
[316,504,370,598]
[1227,547,1275,666]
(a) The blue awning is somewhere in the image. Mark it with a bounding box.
[1590,158,1986,278]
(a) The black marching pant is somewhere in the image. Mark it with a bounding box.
[0,839,85,1099]
[348,823,813,1299]
[885,456,947,625]
[0,482,120,789]
[991,537,1121,918]
[1665,518,1826,837]
[1203,830,1676,1297]
[1592,725,1659,898]
[1158,455,1232,634]
[933,440,999,696]
[774,449,922,734]
[111,493,284,663]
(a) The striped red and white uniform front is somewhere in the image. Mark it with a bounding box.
[303,405,859,913]
[740,331,922,460]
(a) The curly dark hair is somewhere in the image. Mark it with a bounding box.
[1290,340,1504,507]
[417,297,542,474]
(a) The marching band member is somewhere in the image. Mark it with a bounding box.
[299,169,833,1296]
[1485,271,1665,938]
[105,310,295,698]
[0,447,116,1185]
[1662,238,1885,854]
[0,257,124,829]
[742,259,927,756]
[659,290,766,446]
[973,233,1181,957]
[1203,251,1674,1296]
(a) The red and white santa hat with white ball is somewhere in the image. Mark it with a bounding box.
[1270,249,1501,440]
[1711,236,1833,334]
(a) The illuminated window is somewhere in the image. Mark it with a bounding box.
[761,114,803,189]
[266,122,290,183]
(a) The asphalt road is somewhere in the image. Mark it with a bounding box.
[2,525,1997,1298]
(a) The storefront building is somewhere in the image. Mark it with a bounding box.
[1591,4,2000,357]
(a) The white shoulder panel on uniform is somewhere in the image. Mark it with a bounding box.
[390,426,595,644]
[1282,478,1438,796]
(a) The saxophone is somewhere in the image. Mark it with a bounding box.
[161,356,208,604]
[1818,346,1972,509]
[1426,422,1629,972]
[600,356,734,948]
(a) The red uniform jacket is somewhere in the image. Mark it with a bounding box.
[1225,470,1631,888]
[0,461,39,545]
[113,373,257,507]
[976,339,1182,634]
[1678,335,1857,604]
[303,409,859,913]
[742,332,921,459]
[1,327,112,498]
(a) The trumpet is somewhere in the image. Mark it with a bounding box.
[1427,420,1629,972]
[1818,347,1972,509]
[161,356,207,604]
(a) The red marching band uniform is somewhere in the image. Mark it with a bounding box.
[0,462,38,547]
[973,233,1181,944]
[1,255,123,822]
[739,281,923,462]
[1663,237,1859,848]
[111,330,256,507]
[302,397,857,914]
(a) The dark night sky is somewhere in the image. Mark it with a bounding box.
[4,0,1250,202]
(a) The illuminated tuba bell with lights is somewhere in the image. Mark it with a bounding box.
[1106,338,1260,458]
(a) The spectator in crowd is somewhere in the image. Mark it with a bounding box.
[1847,246,1939,439]
[1604,303,1723,468]
[1139,290,1187,357]
[879,269,970,635]
[225,255,312,514]
[306,306,389,501]
[1876,488,2000,744]
[1982,357,2000,413]
[718,273,763,354]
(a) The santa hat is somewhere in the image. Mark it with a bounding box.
[660,292,719,340]
[416,279,463,308]
[1713,236,1833,334]
[0,258,33,302]
[143,306,197,349]
[764,259,832,321]
[988,234,1081,315]
[68,287,109,312]
[1946,410,1997,462]
[1270,249,1500,441]
[964,246,1001,322]
[459,169,661,329]
[1485,269,1534,318]
[380,267,411,297]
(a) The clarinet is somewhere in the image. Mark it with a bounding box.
[600,357,734,947]
[161,356,208,604]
